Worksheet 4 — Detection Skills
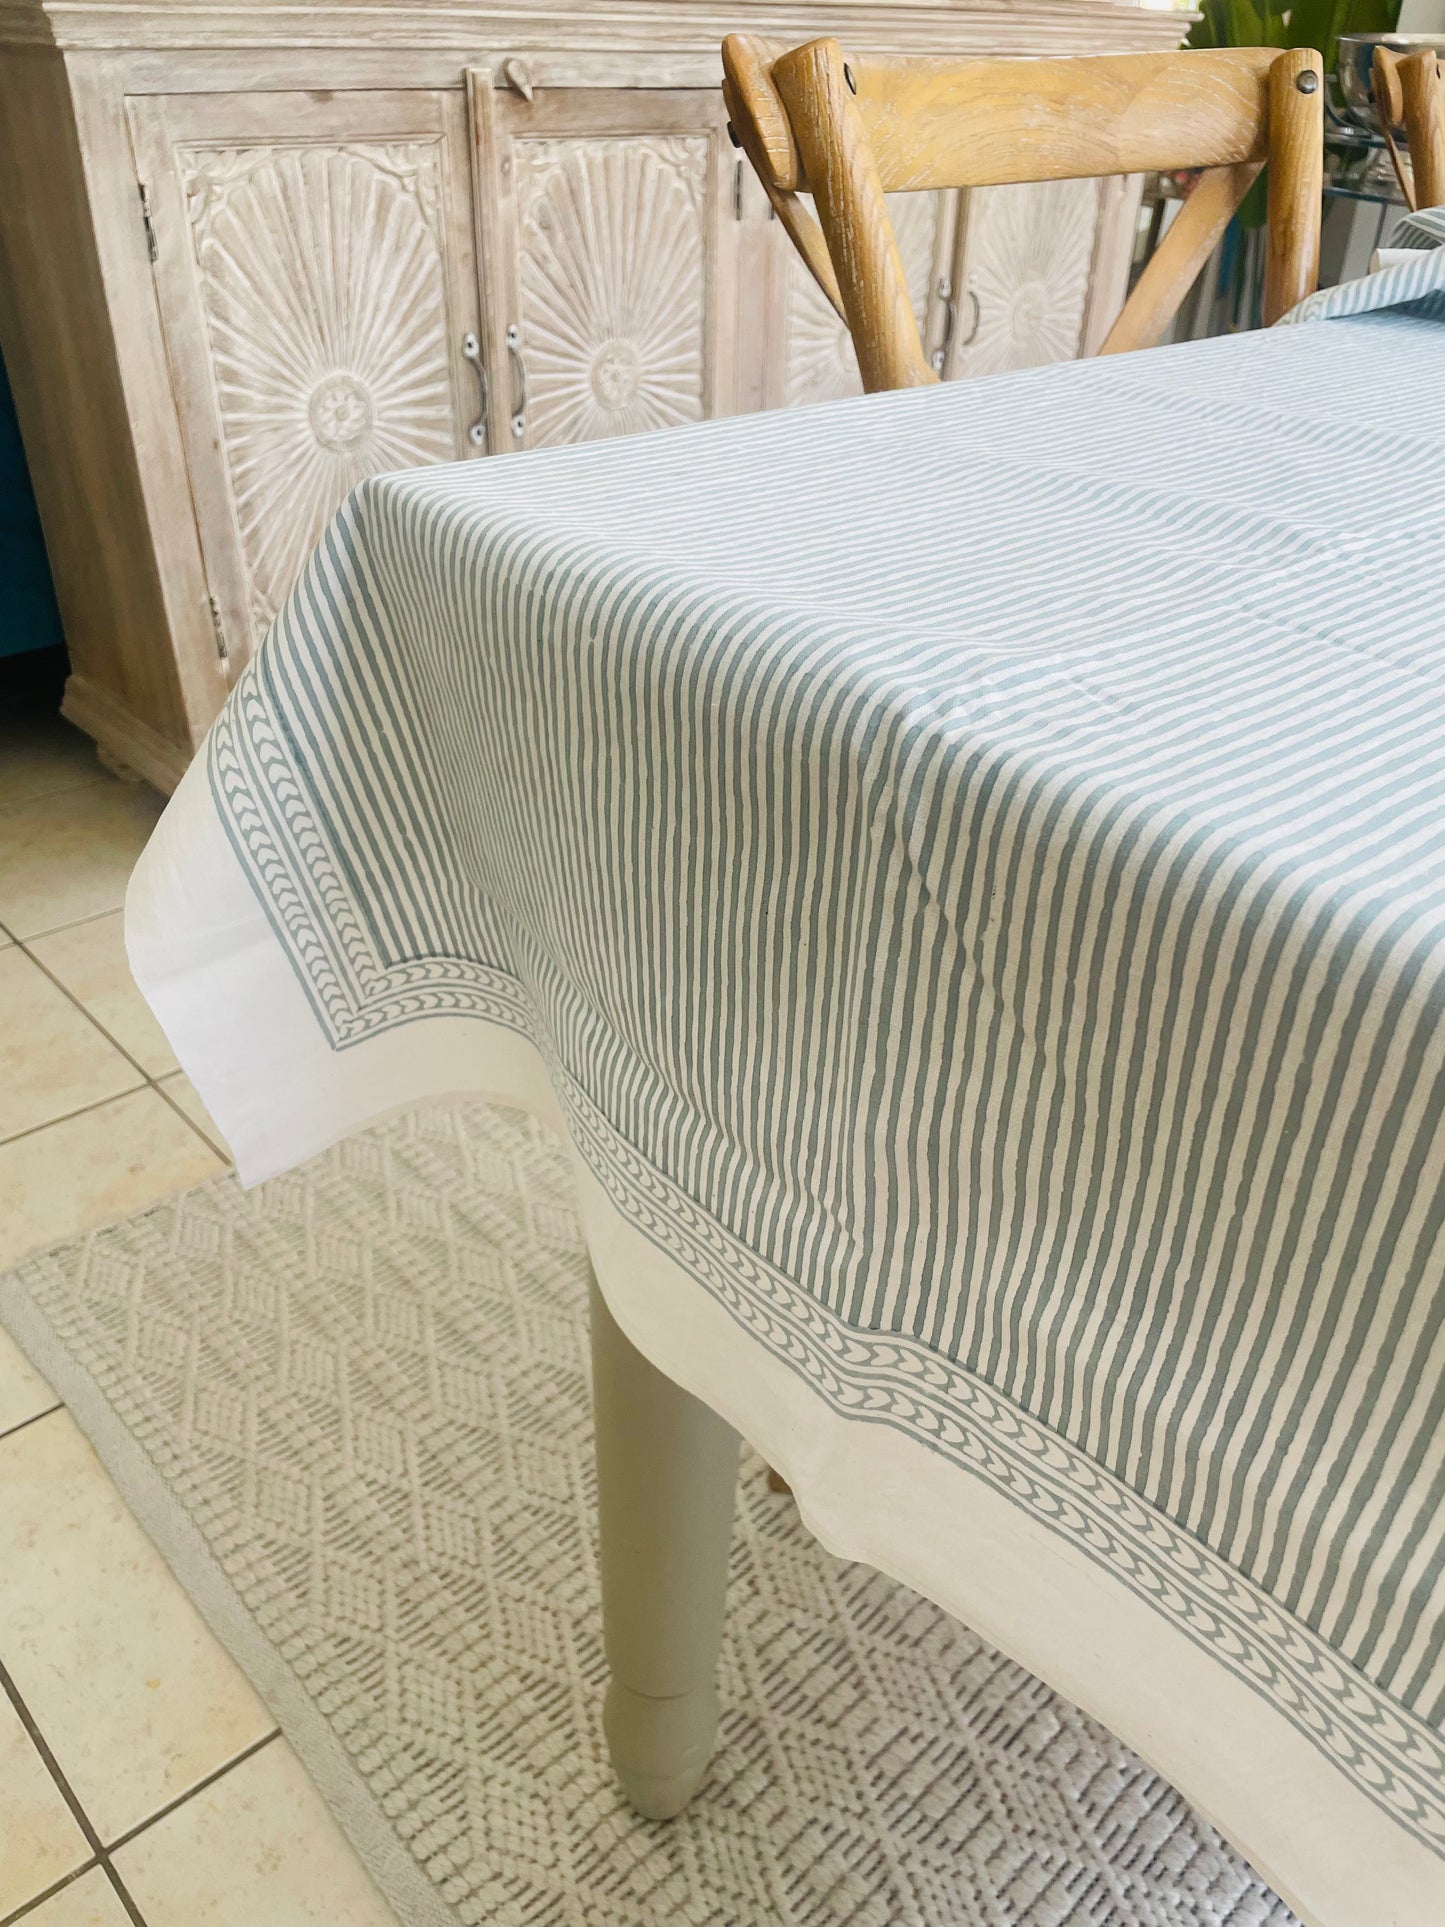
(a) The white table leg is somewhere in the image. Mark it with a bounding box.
[590,1272,739,1819]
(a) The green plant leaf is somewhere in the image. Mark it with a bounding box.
[1342,0,1402,30]
[1224,0,1269,45]
[1187,0,1399,55]
[1287,0,1400,65]
[1185,0,1221,47]
[1283,0,1343,52]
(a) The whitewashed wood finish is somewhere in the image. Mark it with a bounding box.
[60,674,193,790]
[514,134,712,443]
[0,4,1188,787]
[187,142,457,631]
[783,175,1132,400]
[1080,172,1146,356]
[782,189,952,407]
[950,177,1105,379]
[129,90,481,664]
[0,2,1202,61]
[471,81,737,452]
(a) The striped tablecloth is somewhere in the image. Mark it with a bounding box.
[129,251,1445,1927]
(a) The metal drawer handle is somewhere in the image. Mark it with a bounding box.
[461,332,488,448]
[930,274,958,375]
[506,323,527,441]
[959,287,981,351]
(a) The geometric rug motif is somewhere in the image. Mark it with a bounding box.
[0,1101,1298,1927]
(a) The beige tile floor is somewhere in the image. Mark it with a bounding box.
[0,713,398,1926]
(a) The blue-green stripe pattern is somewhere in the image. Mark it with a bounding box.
[209,288,1445,1849]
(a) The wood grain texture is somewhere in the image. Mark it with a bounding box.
[1402,49,1445,211]
[1372,43,1406,128]
[0,50,202,751]
[1078,170,1145,356]
[0,2,1188,787]
[470,79,738,451]
[1098,163,1260,355]
[66,58,235,746]
[722,32,797,188]
[760,38,1319,387]
[131,89,481,660]
[831,47,1278,192]
[1372,47,1413,208]
[722,59,844,319]
[952,176,1102,376]
[59,673,192,793]
[773,36,937,391]
[782,187,952,402]
[0,0,1199,60]
[1262,47,1323,326]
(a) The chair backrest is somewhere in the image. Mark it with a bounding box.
[1374,45,1445,211]
[722,36,1323,393]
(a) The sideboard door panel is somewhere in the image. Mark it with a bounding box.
[469,77,738,451]
[948,177,1109,380]
[128,90,483,668]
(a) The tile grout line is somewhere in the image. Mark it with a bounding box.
[9,913,135,951]
[0,775,112,832]
[104,1727,282,1857]
[0,1403,63,1446]
[0,782,219,1161]
[0,1072,228,1166]
[0,749,160,944]
[9,929,159,1089]
[0,1657,148,1927]
[0,762,234,1924]
[0,1084,151,1154]
[0,761,244,1923]
[2,929,227,1163]
[8,902,139,946]
[149,1077,231,1166]
[0,1856,102,1927]
[0,1645,282,1926]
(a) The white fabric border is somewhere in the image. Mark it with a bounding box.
[125,761,1444,1927]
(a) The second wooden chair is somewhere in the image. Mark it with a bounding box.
[1373,43,1445,210]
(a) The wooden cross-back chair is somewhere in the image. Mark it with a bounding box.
[1373,44,1445,211]
[722,37,1324,394]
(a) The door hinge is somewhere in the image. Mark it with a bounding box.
[138,183,158,264]
[733,158,744,221]
[207,594,230,666]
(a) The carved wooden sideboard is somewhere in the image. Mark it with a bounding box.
[0,2,1184,789]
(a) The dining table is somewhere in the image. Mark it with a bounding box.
[127,240,1445,1927]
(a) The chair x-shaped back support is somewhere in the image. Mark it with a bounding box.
[723,36,1325,393]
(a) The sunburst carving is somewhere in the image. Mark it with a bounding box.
[955,178,1101,378]
[182,140,459,636]
[783,192,943,408]
[513,136,710,446]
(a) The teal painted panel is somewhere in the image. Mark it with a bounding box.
[0,344,64,659]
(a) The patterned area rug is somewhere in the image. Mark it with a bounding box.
[0,1101,1298,1927]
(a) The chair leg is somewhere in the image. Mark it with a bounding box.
[589,1272,739,1819]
